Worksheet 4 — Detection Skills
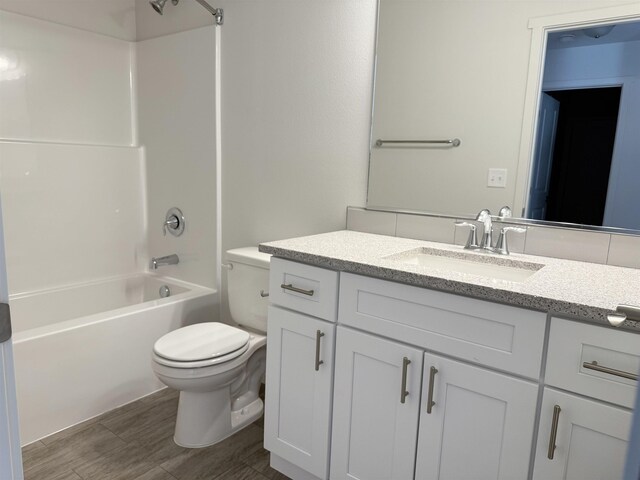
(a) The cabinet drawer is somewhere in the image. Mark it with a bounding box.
[546,317,640,408]
[269,258,339,322]
[338,273,546,379]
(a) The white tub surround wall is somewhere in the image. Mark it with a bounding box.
[347,207,640,269]
[0,10,135,146]
[0,143,145,295]
[137,26,218,290]
[0,9,144,296]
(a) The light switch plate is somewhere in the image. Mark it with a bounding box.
[488,168,507,188]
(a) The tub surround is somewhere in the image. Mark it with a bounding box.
[12,274,217,445]
[259,230,640,329]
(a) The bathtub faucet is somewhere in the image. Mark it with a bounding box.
[151,254,179,270]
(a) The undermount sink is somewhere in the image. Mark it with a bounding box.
[384,247,544,283]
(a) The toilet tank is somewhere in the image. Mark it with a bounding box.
[226,247,271,332]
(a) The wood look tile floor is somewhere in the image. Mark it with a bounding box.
[22,389,289,480]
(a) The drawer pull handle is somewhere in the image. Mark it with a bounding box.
[582,361,638,381]
[426,366,438,414]
[315,330,325,371]
[281,283,315,296]
[400,357,411,404]
[547,405,561,460]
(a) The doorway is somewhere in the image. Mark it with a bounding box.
[543,87,621,226]
[529,86,622,226]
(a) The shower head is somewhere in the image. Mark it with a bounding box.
[150,0,223,24]
[149,0,179,15]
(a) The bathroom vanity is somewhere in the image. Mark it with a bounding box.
[260,230,640,480]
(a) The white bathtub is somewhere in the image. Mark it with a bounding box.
[10,273,217,445]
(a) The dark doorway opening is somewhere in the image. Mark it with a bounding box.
[544,87,621,226]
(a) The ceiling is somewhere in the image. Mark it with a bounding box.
[548,20,640,49]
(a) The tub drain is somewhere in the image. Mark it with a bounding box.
[159,285,171,298]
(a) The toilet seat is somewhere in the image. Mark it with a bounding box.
[153,323,250,368]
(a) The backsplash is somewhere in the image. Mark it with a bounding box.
[346,207,640,269]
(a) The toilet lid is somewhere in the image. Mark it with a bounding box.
[153,323,250,362]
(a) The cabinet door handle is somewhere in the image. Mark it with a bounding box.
[582,361,638,381]
[281,283,315,296]
[426,366,438,414]
[400,357,411,404]
[315,330,325,371]
[547,405,561,460]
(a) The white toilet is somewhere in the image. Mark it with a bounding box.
[151,247,271,448]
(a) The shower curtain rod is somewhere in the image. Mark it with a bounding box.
[195,0,224,25]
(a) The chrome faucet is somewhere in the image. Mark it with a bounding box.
[454,207,525,255]
[151,254,179,270]
[475,209,493,250]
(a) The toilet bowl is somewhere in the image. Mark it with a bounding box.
[151,247,271,448]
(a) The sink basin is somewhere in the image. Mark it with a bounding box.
[384,247,544,283]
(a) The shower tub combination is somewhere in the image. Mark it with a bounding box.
[10,273,217,445]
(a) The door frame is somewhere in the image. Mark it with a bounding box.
[513,3,640,216]
[0,193,23,479]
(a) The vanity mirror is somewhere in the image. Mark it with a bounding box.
[367,1,640,232]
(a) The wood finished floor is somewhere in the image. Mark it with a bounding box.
[21,388,289,480]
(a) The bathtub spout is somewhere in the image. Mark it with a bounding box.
[151,254,179,270]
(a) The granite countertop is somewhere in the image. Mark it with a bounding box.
[259,230,640,331]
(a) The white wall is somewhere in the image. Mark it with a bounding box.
[0,11,143,296]
[220,0,375,247]
[136,26,218,289]
[367,0,638,217]
[543,40,640,229]
[217,0,376,321]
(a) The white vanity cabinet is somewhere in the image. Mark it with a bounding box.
[330,273,545,480]
[532,388,631,480]
[531,317,640,480]
[264,259,339,480]
[263,258,640,480]
[415,353,538,480]
[330,326,423,480]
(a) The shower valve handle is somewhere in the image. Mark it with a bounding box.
[163,208,185,237]
[163,216,179,236]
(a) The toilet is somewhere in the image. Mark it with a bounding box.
[151,247,271,448]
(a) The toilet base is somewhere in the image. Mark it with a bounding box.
[173,389,264,448]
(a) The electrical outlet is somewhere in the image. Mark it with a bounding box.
[488,168,507,188]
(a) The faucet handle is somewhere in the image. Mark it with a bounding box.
[163,208,185,237]
[494,226,526,255]
[498,206,512,219]
[163,216,179,236]
[455,221,479,249]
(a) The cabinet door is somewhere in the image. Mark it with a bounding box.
[330,326,423,480]
[416,353,538,480]
[533,388,632,480]
[264,306,335,479]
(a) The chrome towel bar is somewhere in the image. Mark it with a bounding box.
[375,138,461,147]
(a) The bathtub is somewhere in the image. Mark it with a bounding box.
[10,273,217,445]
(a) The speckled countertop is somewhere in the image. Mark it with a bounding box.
[259,230,640,331]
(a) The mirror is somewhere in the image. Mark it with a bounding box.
[367,1,640,231]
